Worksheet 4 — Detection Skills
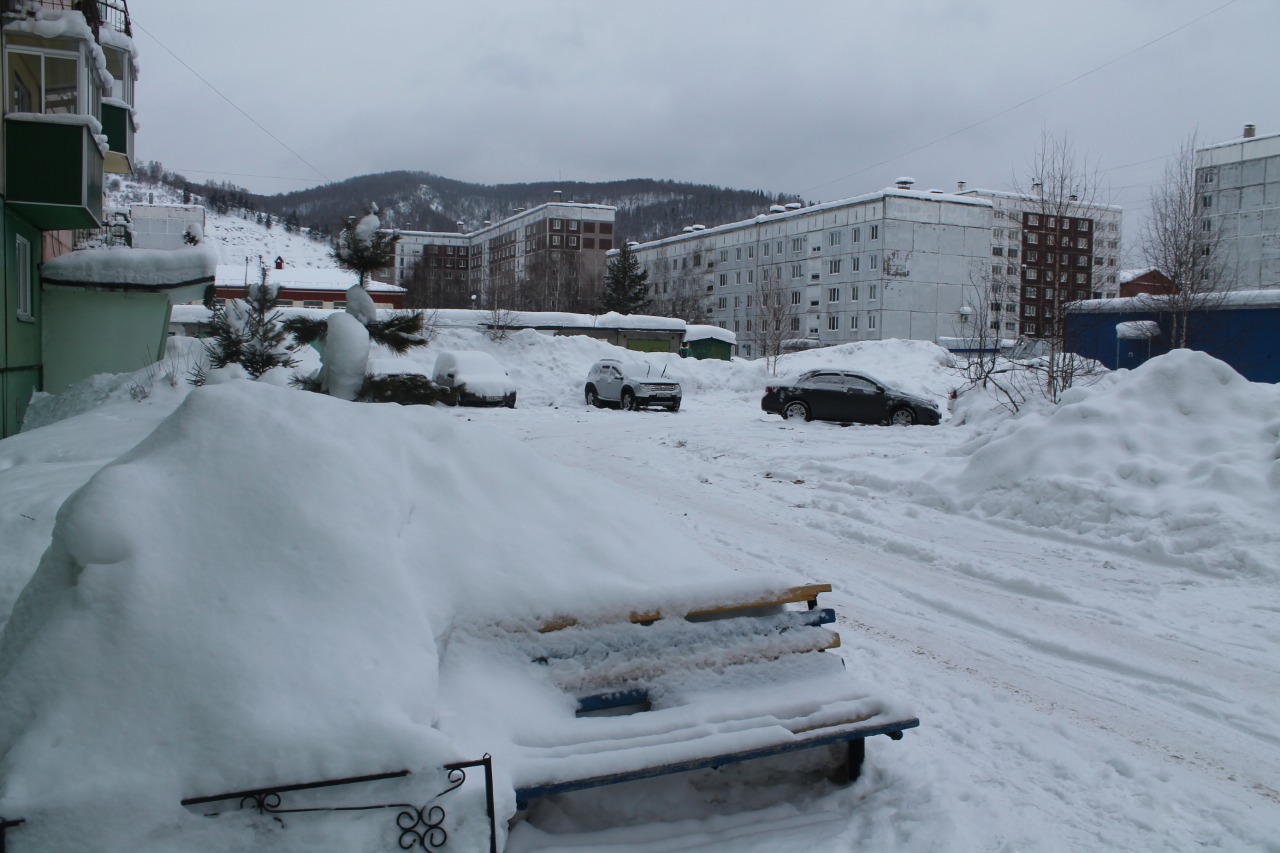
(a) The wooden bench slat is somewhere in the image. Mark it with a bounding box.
[539,583,833,633]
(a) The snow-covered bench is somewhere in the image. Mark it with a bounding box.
[446,583,919,810]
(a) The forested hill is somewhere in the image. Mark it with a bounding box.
[132,163,801,245]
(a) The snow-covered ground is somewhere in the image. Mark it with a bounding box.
[1,320,1277,852]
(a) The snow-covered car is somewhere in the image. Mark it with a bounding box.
[762,370,940,426]
[584,359,681,412]
[432,350,517,408]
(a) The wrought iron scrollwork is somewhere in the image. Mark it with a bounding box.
[180,757,496,852]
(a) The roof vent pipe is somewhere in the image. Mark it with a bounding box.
[894,176,915,189]
[456,220,464,232]
[1032,181,1043,195]
[553,190,562,201]
[956,180,967,191]
[1244,123,1257,138]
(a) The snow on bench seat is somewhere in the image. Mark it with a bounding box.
[437,581,919,811]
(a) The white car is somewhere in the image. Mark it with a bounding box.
[432,351,517,408]
[584,359,681,412]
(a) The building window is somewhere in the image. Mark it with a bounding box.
[1024,305,1037,317]
[1026,214,1040,226]
[734,320,740,332]
[15,235,32,321]
[829,230,842,246]
[303,300,323,308]
[5,47,85,114]
[746,294,753,307]
[790,316,801,331]
[992,265,1003,277]
[992,246,1004,257]
[791,264,803,279]
[718,273,727,287]
[790,290,801,305]
[720,249,728,262]
[736,248,742,260]
[277,299,294,307]
[828,287,840,302]
[852,227,861,243]
[993,228,1004,239]
[1025,286,1037,299]
[850,285,859,301]
[791,237,804,253]
[1008,248,1019,260]
[828,315,839,331]
[869,224,879,240]
[869,254,878,271]
[828,259,842,275]
[763,243,771,257]
[1202,195,1212,209]
[568,220,578,231]
[868,314,877,330]
[717,297,727,309]
[1026,232,1039,245]
[734,296,741,308]
[851,314,859,330]
[1026,268,1038,280]
[747,245,755,259]
[735,271,742,284]
[551,219,562,230]
[869,283,878,300]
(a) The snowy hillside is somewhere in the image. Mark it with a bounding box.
[109,178,336,269]
[1,332,1278,852]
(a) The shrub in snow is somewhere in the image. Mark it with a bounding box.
[284,302,434,402]
[189,268,297,385]
[332,204,397,289]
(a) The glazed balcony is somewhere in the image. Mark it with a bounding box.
[5,114,104,229]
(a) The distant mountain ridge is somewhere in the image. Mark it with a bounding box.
[131,163,802,246]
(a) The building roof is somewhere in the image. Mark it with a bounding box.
[1068,288,1280,312]
[619,187,994,254]
[214,264,405,293]
[684,324,737,344]
[957,187,1124,213]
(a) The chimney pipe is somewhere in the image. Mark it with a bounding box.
[1244,123,1257,138]
[553,190,562,202]
[456,220,464,233]
[956,180,967,192]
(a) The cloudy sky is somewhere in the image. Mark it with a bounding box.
[126,0,1275,237]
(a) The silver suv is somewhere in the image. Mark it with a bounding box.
[584,359,681,412]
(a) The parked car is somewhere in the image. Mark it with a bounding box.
[584,359,681,412]
[761,370,940,426]
[432,350,517,408]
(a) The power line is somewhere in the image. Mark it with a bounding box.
[798,0,1242,197]
[131,19,331,185]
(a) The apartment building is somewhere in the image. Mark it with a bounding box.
[957,187,1122,338]
[386,199,616,313]
[1,0,140,436]
[625,181,993,357]
[1195,124,1280,290]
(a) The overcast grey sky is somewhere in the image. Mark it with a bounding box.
[126,0,1276,235]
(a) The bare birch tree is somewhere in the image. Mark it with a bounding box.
[1140,133,1234,348]
[1012,131,1109,402]
[752,266,794,375]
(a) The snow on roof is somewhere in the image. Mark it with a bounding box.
[429,309,684,331]
[214,264,404,293]
[4,8,112,90]
[1117,268,1157,284]
[1068,288,1280,312]
[1199,129,1280,151]
[956,187,1124,212]
[618,188,993,253]
[42,245,217,290]
[684,325,736,344]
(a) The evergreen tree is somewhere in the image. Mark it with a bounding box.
[333,204,398,287]
[599,242,652,314]
[190,267,298,385]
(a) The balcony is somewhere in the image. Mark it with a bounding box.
[5,115,104,230]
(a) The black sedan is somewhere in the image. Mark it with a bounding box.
[761,370,941,426]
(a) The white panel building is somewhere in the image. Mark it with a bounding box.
[626,183,993,356]
[1196,125,1280,290]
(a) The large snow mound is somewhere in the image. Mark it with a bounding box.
[0,380,749,850]
[940,350,1280,574]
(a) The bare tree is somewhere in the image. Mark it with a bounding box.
[1141,133,1234,348]
[752,266,794,375]
[1012,131,1110,402]
[650,239,711,322]
[949,261,1027,413]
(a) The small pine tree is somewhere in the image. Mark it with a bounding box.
[333,204,398,288]
[190,267,298,385]
[600,242,652,314]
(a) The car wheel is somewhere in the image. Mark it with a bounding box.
[621,390,638,411]
[668,400,680,413]
[782,400,810,421]
[505,395,516,409]
[585,387,602,408]
[889,407,916,426]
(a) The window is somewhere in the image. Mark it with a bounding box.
[1026,214,1040,226]
[1107,258,1116,267]
[1025,323,1037,334]
[1047,217,1056,229]
[747,270,754,284]
[277,299,294,307]
[829,259,842,275]
[747,245,755,259]
[790,316,801,331]
[735,271,742,284]
[6,47,84,114]
[1045,288,1055,300]
[1005,321,1016,332]
[828,315,840,330]
[1078,220,1090,232]
[852,227,861,243]
[869,254,878,271]
[868,314,877,329]
[1008,248,1019,260]
[551,219,562,230]
[1025,286,1037,299]
[746,319,753,332]
[568,220,578,231]
[1027,251,1038,262]
[851,314,859,330]
[869,224,879,240]
[736,248,742,260]
[1010,230,1021,242]
[746,294,753,307]
[791,290,801,305]
[1201,169,1215,185]
[333,301,346,309]
[717,297,727,309]
[990,320,1000,331]
[791,237,805,253]
[828,287,840,302]
[303,300,323,309]
[776,240,782,255]
[1024,305,1037,317]
[1094,256,1103,266]
[720,249,728,262]
[15,235,32,321]
[851,256,860,272]
[763,243,771,257]
[719,273,727,287]
[990,301,1002,313]
[1027,233,1039,245]
[829,230,842,246]
[850,285,859,300]
[993,228,1004,239]
[734,320,740,332]
[734,296,741,308]
[869,283,878,300]
[1077,237,1088,249]
[992,246,1004,257]
[791,264,803,279]
[1026,268,1039,280]
[1005,303,1016,313]
[992,265,1003,277]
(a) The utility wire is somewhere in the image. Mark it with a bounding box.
[131,19,331,185]
[798,0,1242,197]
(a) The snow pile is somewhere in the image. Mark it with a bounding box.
[939,350,1280,574]
[0,380,750,851]
[41,243,217,288]
[432,350,515,397]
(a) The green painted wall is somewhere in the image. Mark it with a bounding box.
[2,207,43,437]
[41,288,171,394]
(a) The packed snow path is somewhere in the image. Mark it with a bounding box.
[448,399,1279,852]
